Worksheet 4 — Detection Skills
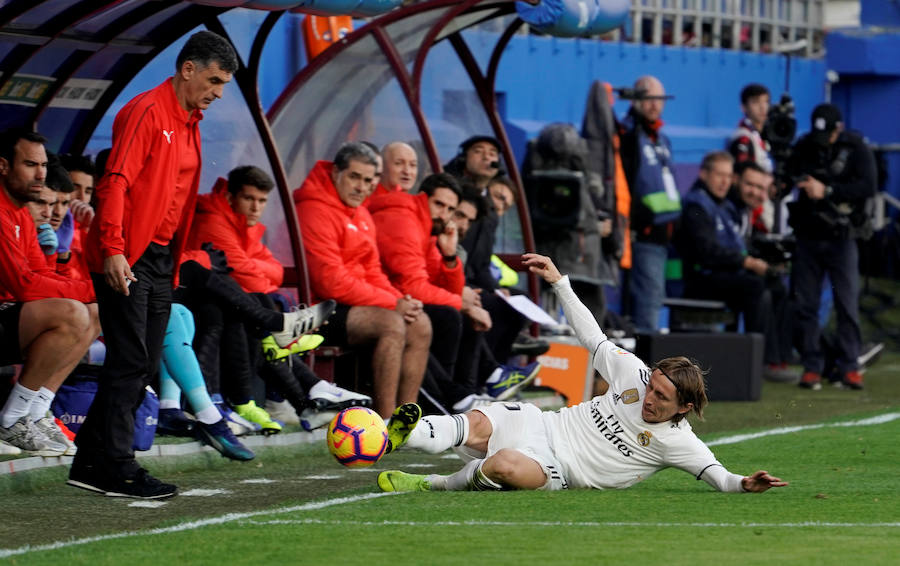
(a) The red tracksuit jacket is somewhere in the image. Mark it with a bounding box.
[0,187,94,302]
[367,191,464,309]
[188,177,283,294]
[293,161,402,309]
[85,78,202,278]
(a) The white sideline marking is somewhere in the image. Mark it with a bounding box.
[242,518,900,529]
[706,412,900,446]
[181,488,230,497]
[128,501,167,509]
[302,474,342,480]
[0,492,394,559]
[241,479,276,484]
[405,463,436,469]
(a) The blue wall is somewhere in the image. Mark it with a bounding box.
[444,30,825,189]
[89,8,829,194]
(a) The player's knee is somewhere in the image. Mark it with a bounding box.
[464,410,492,447]
[57,299,92,334]
[376,311,407,343]
[485,449,546,489]
[486,449,520,481]
[408,314,432,345]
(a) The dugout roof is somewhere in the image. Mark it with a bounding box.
[0,0,536,301]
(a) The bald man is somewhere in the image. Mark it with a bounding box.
[380,142,419,193]
[619,75,682,334]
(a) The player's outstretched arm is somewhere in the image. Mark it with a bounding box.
[522,253,562,284]
[741,470,788,493]
[523,253,608,357]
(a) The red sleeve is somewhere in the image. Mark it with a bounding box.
[426,243,465,296]
[95,94,156,258]
[299,203,401,309]
[191,216,281,294]
[375,212,463,309]
[247,240,284,290]
[0,212,94,302]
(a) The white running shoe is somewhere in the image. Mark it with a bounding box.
[0,416,67,456]
[271,300,337,348]
[299,408,338,432]
[34,416,77,455]
[308,380,372,411]
[0,439,21,455]
[264,399,300,426]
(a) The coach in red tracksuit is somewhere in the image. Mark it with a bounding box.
[69,31,238,500]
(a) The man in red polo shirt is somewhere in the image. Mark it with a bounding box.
[69,31,238,500]
[0,129,99,456]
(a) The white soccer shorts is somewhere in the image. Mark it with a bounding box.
[474,402,568,490]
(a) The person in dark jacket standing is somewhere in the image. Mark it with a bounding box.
[619,76,681,334]
[69,31,239,500]
[786,104,877,391]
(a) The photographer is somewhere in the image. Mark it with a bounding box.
[786,104,877,390]
[677,152,795,382]
[619,75,681,333]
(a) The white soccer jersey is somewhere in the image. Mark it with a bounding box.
[542,276,744,491]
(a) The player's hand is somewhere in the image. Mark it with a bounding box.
[56,211,75,254]
[37,223,58,255]
[741,470,788,492]
[396,294,423,323]
[437,220,458,258]
[462,286,482,310]
[598,218,613,238]
[797,175,826,200]
[522,253,562,284]
[742,256,769,277]
[69,199,95,227]
[463,305,492,331]
[104,253,137,296]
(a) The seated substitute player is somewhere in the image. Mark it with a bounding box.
[377,253,788,494]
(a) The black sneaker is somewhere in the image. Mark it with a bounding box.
[68,460,177,499]
[511,333,550,357]
[157,408,197,437]
[67,456,109,495]
[104,468,178,499]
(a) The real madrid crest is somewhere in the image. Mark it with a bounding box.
[637,430,653,447]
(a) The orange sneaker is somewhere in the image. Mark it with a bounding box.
[799,371,822,391]
[842,370,864,390]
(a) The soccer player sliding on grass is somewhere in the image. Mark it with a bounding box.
[377,253,788,493]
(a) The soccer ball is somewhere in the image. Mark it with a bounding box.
[326,407,388,468]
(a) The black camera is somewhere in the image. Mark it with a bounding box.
[763,93,798,200]
[749,233,795,265]
[763,93,797,148]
